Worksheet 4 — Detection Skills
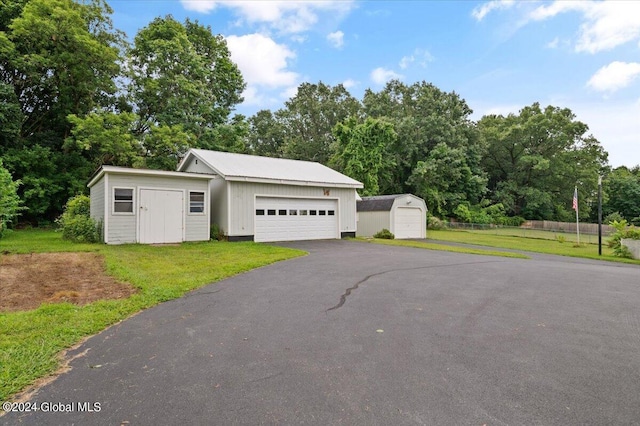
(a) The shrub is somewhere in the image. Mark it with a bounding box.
[605,212,624,224]
[0,159,23,239]
[427,215,446,230]
[373,228,395,239]
[210,223,226,241]
[607,219,640,257]
[57,195,100,243]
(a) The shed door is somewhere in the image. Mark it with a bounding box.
[255,197,339,242]
[139,189,184,244]
[394,207,423,239]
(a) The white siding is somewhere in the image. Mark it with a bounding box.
[356,211,391,237]
[181,156,217,175]
[210,178,228,235]
[106,174,209,244]
[89,176,106,240]
[227,182,357,237]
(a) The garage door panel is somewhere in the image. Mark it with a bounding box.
[394,207,423,239]
[255,197,338,242]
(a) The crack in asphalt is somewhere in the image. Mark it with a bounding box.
[326,260,504,312]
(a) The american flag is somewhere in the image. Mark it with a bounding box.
[572,186,578,211]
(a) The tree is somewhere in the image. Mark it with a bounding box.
[127,16,245,148]
[1,0,124,221]
[363,80,486,212]
[603,166,640,224]
[247,110,286,157]
[332,117,396,196]
[278,82,362,164]
[478,103,608,220]
[0,158,22,236]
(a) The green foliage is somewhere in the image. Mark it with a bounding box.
[427,216,447,230]
[373,228,395,239]
[603,167,640,223]
[607,219,640,257]
[0,158,23,236]
[127,16,244,144]
[556,235,566,244]
[210,223,226,241]
[605,212,624,224]
[332,117,396,195]
[56,195,100,243]
[364,80,486,211]
[479,103,608,221]
[279,82,362,163]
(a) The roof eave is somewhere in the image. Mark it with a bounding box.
[225,175,363,189]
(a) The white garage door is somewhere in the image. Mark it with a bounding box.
[139,189,184,244]
[255,197,339,242]
[394,207,424,239]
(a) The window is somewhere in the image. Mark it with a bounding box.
[189,191,205,214]
[328,210,335,216]
[256,209,265,216]
[300,210,308,216]
[289,210,298,215]
[267,209,276,216]
[319,210,326,216]
[114,188,133,213]
[310,210,317,216]
[278,209,287,215]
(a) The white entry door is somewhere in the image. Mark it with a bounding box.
[394,207,424,239]
[139,189,184,244]
[255,197,339,242]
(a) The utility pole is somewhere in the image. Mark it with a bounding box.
[598,175,603,256]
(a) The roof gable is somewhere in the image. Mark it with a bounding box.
[178,149,363,189]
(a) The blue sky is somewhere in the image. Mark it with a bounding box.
[109,0,640,168]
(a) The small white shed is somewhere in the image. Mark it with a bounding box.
[356,194,427,239]
[88,166,215,244]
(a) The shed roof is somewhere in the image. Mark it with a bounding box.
[357,194,427,212]
[87,165,215,188]
[177,149,363,189]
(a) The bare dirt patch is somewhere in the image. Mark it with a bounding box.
[0,252,136,312]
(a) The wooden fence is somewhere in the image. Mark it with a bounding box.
[523,220,615,236]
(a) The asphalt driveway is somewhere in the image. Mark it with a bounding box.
[3,240,640,425]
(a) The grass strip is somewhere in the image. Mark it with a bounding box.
[427,229,640,265]
[0,229,305,401]
[357,237,529,259]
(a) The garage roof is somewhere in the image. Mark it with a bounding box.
[87,165,215,188]
[357,194,412,212]
[178,149,363,189]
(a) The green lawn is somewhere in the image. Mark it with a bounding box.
[358,237,529,259]
[427,229,640,264]
[0,229,305,402]
[447,225,609,244]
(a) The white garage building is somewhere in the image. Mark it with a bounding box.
[88,166,214,244]
[177,149,363,242]
[356,194,427,239]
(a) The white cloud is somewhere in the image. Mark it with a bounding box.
[180,1,356,34]
[399,48,434,70]
[226,33,299,88]
[181,0,217,13]
[546,37,560,49]
[472,0,515,21]
[370,67,403,85]
[327,30,344,48]
[587,61,640,93]
[529,1,640,53]
[342,79,358,89]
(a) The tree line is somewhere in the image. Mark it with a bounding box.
[1,0,639,229]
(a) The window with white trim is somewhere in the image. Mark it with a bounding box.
[189,191,205,214]
[113,188,133,214]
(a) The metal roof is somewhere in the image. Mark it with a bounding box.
[178,149,363,189]
[357,194,412,212]
[87,165,215,188]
